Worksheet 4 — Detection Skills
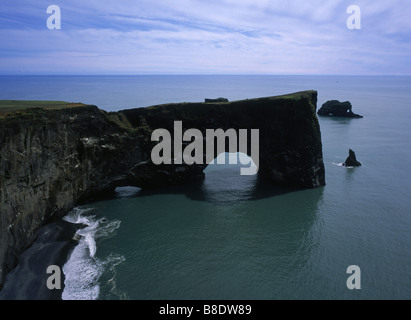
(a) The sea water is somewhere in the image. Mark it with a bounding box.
[0,75,410,299]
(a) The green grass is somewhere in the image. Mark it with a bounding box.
[0,100,86,117]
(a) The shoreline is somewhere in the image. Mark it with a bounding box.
[0,218,81,300]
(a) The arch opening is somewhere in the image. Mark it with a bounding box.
[202,152,258,205]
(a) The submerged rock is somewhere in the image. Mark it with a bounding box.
[318,100,363,118]
[344,149,362,167]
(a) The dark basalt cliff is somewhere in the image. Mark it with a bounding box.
[0,90,325,287]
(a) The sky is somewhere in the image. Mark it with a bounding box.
[0,0,410,75]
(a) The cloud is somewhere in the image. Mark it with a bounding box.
[0,0,410,74]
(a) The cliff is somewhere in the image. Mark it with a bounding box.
[0,91,325,288]
[0,106,140,288]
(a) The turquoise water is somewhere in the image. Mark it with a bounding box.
[1,75,410,299]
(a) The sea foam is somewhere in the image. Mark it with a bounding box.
[61,208,123,300]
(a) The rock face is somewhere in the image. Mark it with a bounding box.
[0,90,325,287]
[344,149,362,167]
[0,106,140,288]
[318,100,363,118]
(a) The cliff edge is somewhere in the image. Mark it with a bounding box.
[0,91,325,288]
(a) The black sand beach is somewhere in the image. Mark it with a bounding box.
[0,219,80,300]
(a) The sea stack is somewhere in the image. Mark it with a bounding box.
[344,149,362,167]
[318,100,363,118]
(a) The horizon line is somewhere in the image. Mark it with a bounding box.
[1,74,410,77]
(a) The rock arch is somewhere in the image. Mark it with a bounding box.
[114,90,325,189]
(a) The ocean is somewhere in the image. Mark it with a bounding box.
[0,75,410,300]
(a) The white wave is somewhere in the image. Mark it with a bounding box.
[104,254,128,300]
[62,208,123,300]
[332,162,355,169]
[84,234,97,258]
[62,237,102,300]
[63,207,93,224]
